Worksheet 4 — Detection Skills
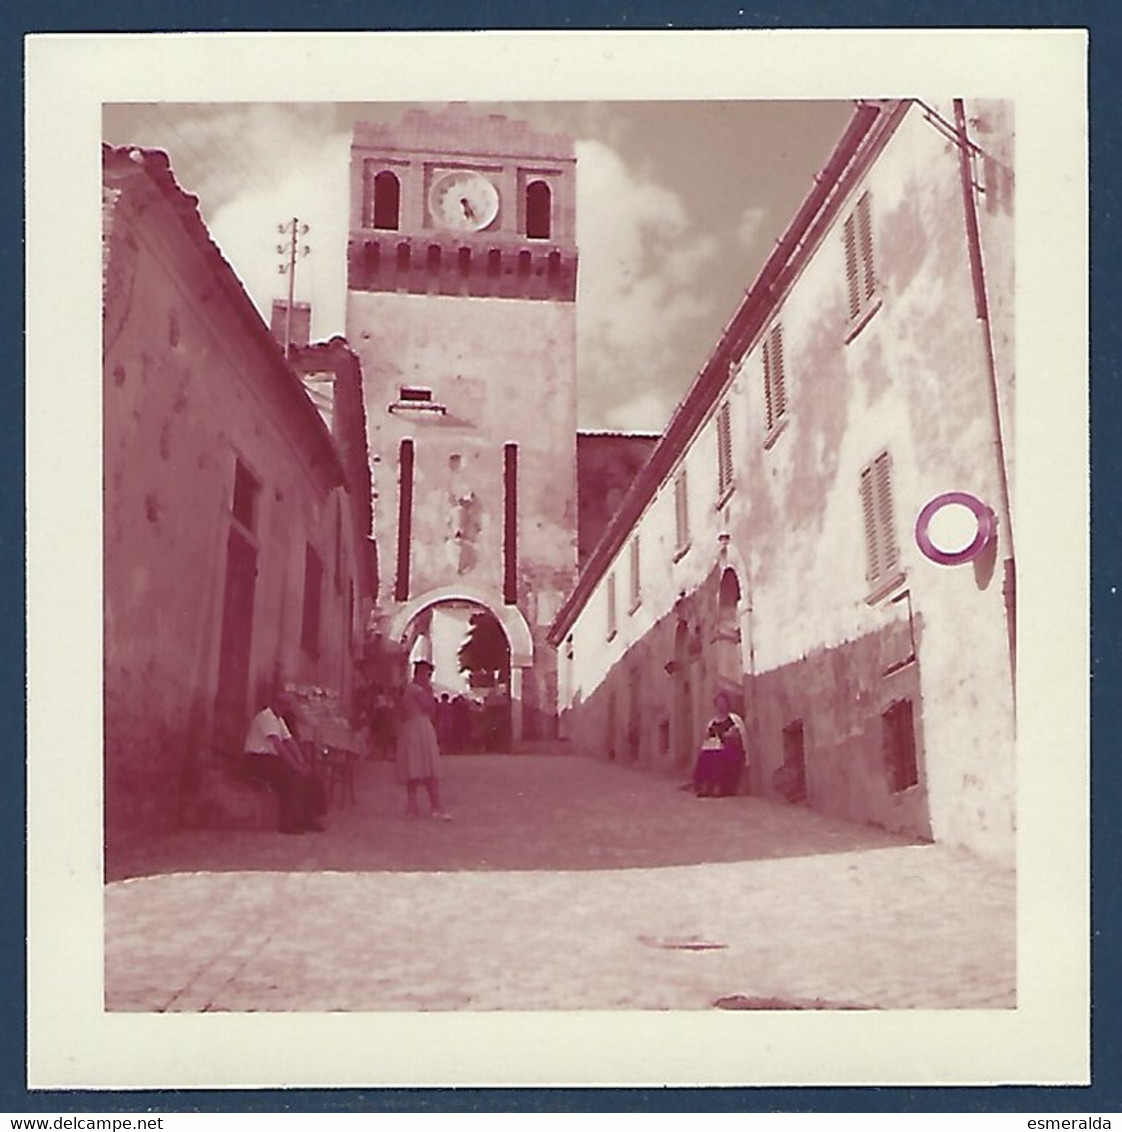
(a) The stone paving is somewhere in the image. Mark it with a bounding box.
[105,753,1016,1012]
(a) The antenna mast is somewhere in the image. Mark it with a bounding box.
[276,217,311,359]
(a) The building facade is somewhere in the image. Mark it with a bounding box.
[345,108,579,739]
[550,100,1016,864]
[102,146,375,846]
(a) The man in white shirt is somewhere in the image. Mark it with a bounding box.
[243,694,325,834]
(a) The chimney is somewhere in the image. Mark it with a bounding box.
[270,300,312,351]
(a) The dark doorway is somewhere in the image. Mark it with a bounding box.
[213,526,257,754]
[883,699,919,793]
[673,620,695,767]
[779,719,808,803]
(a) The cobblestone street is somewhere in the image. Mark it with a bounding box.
[105,753,1016,1012]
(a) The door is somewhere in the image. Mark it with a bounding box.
[673,621,695,767]
[213,527,257,754]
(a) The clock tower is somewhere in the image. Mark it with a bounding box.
[346,106,579,739]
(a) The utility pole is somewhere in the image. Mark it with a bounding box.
[276,217,311,359]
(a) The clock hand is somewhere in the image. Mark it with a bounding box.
[460,196,476,221]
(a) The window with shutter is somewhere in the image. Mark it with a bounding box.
[607,572,618,640]
[873,451,899,575]
[857,193,876,303]
[674,469,690,557]
[716,402,733,501]
[629,535,641,612]
[763,323,787,435]
[860,449,903,599]
[843,191,880,337]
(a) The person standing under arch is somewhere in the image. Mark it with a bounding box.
[396,659,451,820]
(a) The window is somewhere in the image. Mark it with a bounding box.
[399,386,433,403]
[843,191,878,328]
[301,544,323,658]
[715,402,734,500]
[779,720,808,802]
[607,572,618,640]
[629,536,641,612]
[860,450,901,596]
[883,699,919,792]
[526,180,552,239]
[674,469,690,555]
[390,385,446,417]
[762,324,788,434]
[370,169,400,231]
[231,460,258,533]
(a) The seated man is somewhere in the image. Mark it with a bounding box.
[243,692,327,834]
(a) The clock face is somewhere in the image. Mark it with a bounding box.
[429,170,500,232]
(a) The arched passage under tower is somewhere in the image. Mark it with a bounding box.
[388,584,535,748]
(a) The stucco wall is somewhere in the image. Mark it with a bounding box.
[103,161,367,843]
[559,102,1015,863]
[349,289,578,728]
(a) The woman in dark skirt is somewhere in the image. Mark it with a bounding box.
[692,692,749,798]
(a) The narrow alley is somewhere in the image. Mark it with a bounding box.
[105,752,1016,1013]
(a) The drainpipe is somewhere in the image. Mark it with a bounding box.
[953,99,1017,702]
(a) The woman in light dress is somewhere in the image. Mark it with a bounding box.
[395,660,452,820]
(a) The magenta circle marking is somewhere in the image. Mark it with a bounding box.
[914,491,995,566]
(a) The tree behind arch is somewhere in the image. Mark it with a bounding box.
[457,611,510,689]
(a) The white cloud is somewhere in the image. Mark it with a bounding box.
[735,205,768,253]
[205,116,351,340]
[575,139,721,433]
[600,388,679,434]
[124,107,726,428]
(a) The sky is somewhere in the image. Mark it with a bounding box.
[102,100,854,432]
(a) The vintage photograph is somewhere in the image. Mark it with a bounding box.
[25,30,1087,1089]
[99,95,1016,1011]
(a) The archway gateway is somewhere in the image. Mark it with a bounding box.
[388,586,535,744]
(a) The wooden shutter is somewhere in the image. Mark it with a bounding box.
[763,325,787,431]
[675,470,689,550]
[844,213,861,320]
[861,451,899,587]
[873,451,898,573]
[860,465,881,583]
[857,192,876,302]
[716,402,732,496]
